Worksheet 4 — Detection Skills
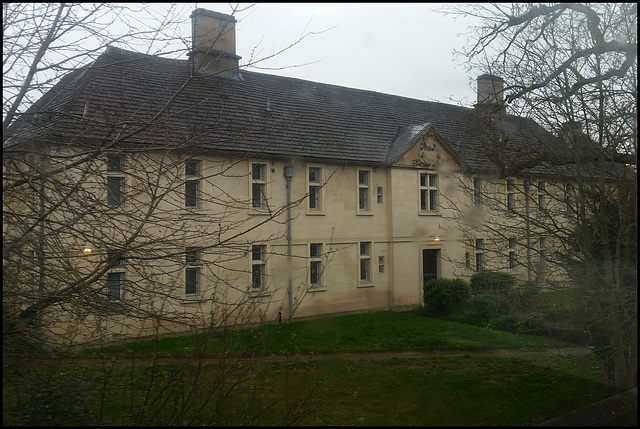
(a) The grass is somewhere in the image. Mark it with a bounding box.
[78,310,571,359]
[7,310,610,426]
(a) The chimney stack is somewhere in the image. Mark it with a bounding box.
[475,74,505,117]
[190,9,242,78]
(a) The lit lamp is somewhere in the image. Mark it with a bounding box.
[82,244,93,255]
[433,236,440,242]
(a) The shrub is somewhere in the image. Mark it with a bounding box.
[423,278,470,316]
[465,293,507,319]
[470,272,516,296]
[515,311,549,335]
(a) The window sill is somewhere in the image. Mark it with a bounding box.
[357,283,375,288]
[306,210,325,216]
[249,209,269,216]
[248,289,272,298]
[182,296,205,303]
[308,286,327,292]
[418,211,440,216]
[356,211,374,216]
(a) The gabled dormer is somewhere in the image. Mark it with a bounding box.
[385,122,467,170]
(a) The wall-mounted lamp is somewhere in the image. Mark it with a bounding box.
[432,236,440,242]
[82,244,93,255]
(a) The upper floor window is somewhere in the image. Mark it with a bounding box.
[185,160,201,208]
[473,177,483,208]
[537,181,546,212]
[251,245,266,290]
[419,172,438,212]
[308,167,322,211]
[377,186,384,204]
[359,241,371,283]
[506,179,515,210]
[252,164,266,210]
[564,183,574,215]
[106,155,125,208]
[107,155,125,173]
[107,250,126,269]
[310,243,322,287]
[185,247,201,296]
[358,170,370,211]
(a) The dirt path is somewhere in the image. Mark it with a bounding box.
[23,346,594,367]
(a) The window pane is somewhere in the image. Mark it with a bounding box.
[252,245,265,261]
[107,156,124,172]
[252,183,265,209]
[377,186,383,204]
[310,260,321,285]
[108,251,125,268]
[309,185,320,210]
[309,167,320,183]
[310,243,321,258]
[107,177,124,207]
[360,259,370,282]
[420,173,427,187]
[252,164,265,180]
[252,264,264,289]
[428,174,437,187]
[420,189,428,211]
[186,248,200,265]
[476,253,483,272]
[429,189,438,211]
[107,272,123,300]
[358,170,369,185]
[359,188,369,210]
[360,242,370,256]
[185,267,199,295]
[185,160,200,177]
[185,180,199,207]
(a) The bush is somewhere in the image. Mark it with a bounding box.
[515,311,549,335]
[470,271,516,296]
[423,278,470,316]
[465,293,510,319]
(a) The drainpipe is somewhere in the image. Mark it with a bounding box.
[36,153,45,337]
[283,164,294,322]
[524,179,532,282]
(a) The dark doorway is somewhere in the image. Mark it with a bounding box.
[422,249,438,285]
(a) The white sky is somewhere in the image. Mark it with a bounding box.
[197,3,482,107]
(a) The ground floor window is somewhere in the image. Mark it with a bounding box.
[359,242,371,282]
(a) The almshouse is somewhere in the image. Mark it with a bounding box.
[4,9,585,344]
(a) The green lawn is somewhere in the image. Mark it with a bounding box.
[5,311,610,426]
[79,310,572,359]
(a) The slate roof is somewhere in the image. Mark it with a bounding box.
[8,46,559,176]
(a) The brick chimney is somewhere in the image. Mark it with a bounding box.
[190,9,242,78]
[475,74,505,117]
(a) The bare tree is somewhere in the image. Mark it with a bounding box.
[3,3,327,425]
[440,2,636,393]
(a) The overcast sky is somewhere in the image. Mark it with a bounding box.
[196,3,483,107]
